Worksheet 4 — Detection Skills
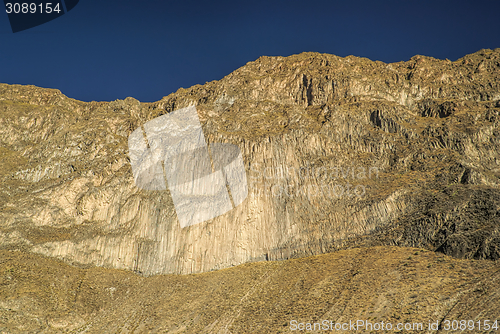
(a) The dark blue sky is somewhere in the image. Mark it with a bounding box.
[1,0,499,102]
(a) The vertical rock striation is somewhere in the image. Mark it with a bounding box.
[0,49,499,274]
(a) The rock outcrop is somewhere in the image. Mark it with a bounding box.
[0,49,499,275]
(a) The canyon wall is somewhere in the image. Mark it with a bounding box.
[0,49,499,274]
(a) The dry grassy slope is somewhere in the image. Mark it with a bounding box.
[0,247,499,333]
[0,49,499,277]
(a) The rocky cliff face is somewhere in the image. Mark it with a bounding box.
[0,49,499,275]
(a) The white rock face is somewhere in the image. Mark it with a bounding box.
[1,50,499,275]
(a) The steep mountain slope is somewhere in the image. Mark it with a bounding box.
[0,49,499,277]
[1,246,499,333]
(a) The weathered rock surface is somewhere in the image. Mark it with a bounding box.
[0,49,499,275]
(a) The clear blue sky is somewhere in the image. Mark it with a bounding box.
[1,0,499,102]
